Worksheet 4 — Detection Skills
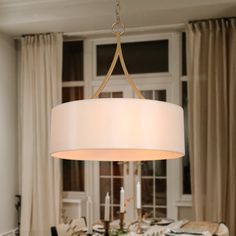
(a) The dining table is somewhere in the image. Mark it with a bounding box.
[56,218,229,236]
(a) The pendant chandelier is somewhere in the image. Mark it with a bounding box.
[50,0,185,161]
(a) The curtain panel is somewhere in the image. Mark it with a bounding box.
[187,19,236,235]
[19,33,63,236]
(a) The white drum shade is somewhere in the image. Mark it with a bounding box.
[50,98,185,161]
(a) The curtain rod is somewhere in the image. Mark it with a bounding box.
[189,16,236,24]
[63,23,185,37]
[15,23,185,40]
[21,32,63,37]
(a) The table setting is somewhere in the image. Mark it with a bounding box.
[84,182,227,236]
[57,182,228,236]
[89,218,227,236]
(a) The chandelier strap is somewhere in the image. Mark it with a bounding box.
[116,34,144,99]
[92,33,144,99]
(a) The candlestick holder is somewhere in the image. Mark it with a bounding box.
[104,220,110,236]
[86,228,92,236]
[86,227,92,236]
[119,211,125,231]
[136,208,143,234]
[86,224,93,236]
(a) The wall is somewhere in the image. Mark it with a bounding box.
[0,32,17,233]
[178,207,194,220]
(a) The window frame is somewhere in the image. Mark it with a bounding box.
[177,30,192,205]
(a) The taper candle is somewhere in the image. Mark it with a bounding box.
[120,187,125,213]
[136,181,141,209]
[86,196,93,234]
[104,192,110,221]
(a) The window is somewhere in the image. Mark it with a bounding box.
[62,41,85,192]
[97,40,169,76]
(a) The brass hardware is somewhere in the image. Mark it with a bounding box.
[92,33,144,99]
[92,0,144,99]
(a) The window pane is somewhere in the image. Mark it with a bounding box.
[182,81,191,194]
[99,92,123,98]
[141,90,153,100]
[113,206,120,220]
[155,179,167,205]
[182,32,187,76]
[100,162,111,176]
[142,179,153,205]
[99,92,111,98]
[63,160,84,191]
[155,161,166,176]
[112,92,123,98]
[113,162,123,176]
[113,178,124,204]
[63,41,83,81]
[100,206,105,220]
[141,161,153,176]
[155,90,166,102]
[100,178,111,204]
[97,40,169,76]
[62,87,84,103]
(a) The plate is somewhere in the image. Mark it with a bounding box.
[93,224,105,233]
[157,218,174,226]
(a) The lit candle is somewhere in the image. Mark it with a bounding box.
[136,181,141,209]
[120,187,125,213]
[86,196,93,234]
[104,192,110,221]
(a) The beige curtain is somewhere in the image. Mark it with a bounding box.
[187,19,236,235]
[19,33,63,236]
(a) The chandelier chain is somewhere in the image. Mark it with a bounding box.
[112,0,124,34]
[115,0,121,24]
